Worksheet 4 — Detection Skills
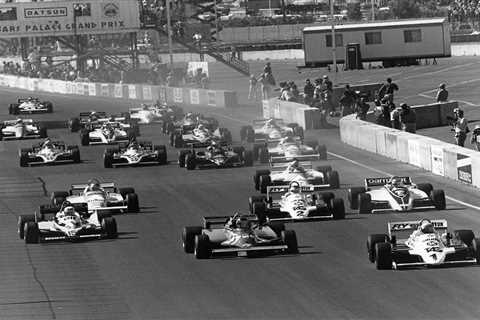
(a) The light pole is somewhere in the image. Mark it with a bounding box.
[214,0,219,41]
[166,0,174,66]
[371,0,375,21]
[330,0,337,73]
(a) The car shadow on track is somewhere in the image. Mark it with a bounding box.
[116,231,139,240]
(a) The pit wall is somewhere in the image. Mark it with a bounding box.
[340,101,479,188]
[0,74,238,109]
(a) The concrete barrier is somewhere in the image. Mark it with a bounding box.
[0,74,239,109]
[262,98,322,130]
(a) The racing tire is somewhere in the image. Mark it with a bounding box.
[417,183,433,195]
[258,147,269,164]
[316,165,332,174]
[248,195,267,213]
[259,175,272,194]
[367,234,388,263]
[39,127,47,139]
[18,215,35,239]
[233,146,245,159]
[327,170,340,189]
[173,134,184,148]
[375,242,393,270]
[318,192,335,203]
[431,189,446,210]
[472,238,480,264]
[252,201,267,223]
[183,226,203,253]
[19,153,29,167]
[80,131,90,146]
[126,193,140,213]
[101,217,118,239]
[46,102,53,113]
[331,198,345,220]
[194,234,211,259]
[9,104,19,115]
[316,145,327,160]
[127,129,136,141]
[69,118,81,132]
[104,152,113,168]
[69,146,81,163]
[24,222,40,244]
[253,144,265,161]
[178,150,191,168]
[348,187,366,210]
[186,154,196,170]
[455,230,475,246]
[119,187,136,198]
[358,193,372,214]
[243,150,254,167]
[50,191,69,205]
[282,230,299,254]
[155,145,168,165]
[254,170,271,190]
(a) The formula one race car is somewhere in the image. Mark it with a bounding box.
[19,139,80,167]
[367,219,480,270]
[163,112,218,135]
[68,111,140,134]
[240,118,304,143]
[253,137,327,163]
[18,203,117,244]
[182,213,299,259]
[348,176,446,214]
[254,161,340,193]
[9,97,53,115]
[0,119,47,140]
[249,182,345,222]
[169,123,232,148]
[104,140,167,167]
[80,121,135,146]
[178,144,253,169]
[49,179,139,213]
[129,103,183,124]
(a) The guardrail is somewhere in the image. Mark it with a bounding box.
[0,74,238,109]
[340,101,480,188]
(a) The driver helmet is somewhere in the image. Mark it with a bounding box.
[186,112,193,118]
[236,215,251,230]
[290,159,300,168]
[88,178,101,191]
[289,181,301,194]
[141,103,148,110]
[63,206,76,216]
[419,219,434,234]
[16,118,23,125]
[28,96,34,102]
[129,141,139,150]
[390,176,402,187]
[197,124,205,130]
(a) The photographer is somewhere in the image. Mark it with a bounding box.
[450,108,469,147]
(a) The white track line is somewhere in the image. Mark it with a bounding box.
[328,150,480,211]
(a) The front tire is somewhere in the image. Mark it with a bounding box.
[24,222,40,244]
[182,226,203,253]
[282,230,299,254]
[431,189,446,210]
[331,198,345,220]
[375,242,392,270]
[126,193,140,213]
[194,234,211,259]
[101,217,118,238]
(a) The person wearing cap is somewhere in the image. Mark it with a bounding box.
[320,75,334,112]
[355,96,370,120]
[436,83,449,102]
[303,79,315,106]
[470,124,480,151]
[378,78,399,104]
[399,103,416,133]
[452,108,469,147]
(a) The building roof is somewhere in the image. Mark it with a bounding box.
[303,18,447,33]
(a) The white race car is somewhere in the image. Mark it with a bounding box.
[129,104,182,124]
[348,176,446,214]
[240,118,304,143]
[0,119,47,140]
[9,97,53,114]
[254,137,327,163]
[104,141,167,167]
[367,219,480,270]
[50,181,139,213]
[254,162,340,193]
[249,183,345,222]
[18,205,117,243]
[19,140,80,166]
[80,121,135,146]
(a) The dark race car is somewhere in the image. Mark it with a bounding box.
[163,112,218,135]
[182,213,299,259]
[9,97,53,115]
[178,144,253,169]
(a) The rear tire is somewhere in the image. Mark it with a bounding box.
[126,193,140,213]
[252,201,267,224]
[375,242,392,270]
[18,215,35,239]
[259,175,271,194]
[358,193,372,214]
[316,145,327,160]
[254,170,270,190]
[182,226,203,253]
[186,154,196,170]
[348,187,366,210]
[39,127,47,138]
[367,234,388,263]
[243,150,254,167]
[327,170,340,189]
[331,198,345,220]
[472,238,480,264]
[155,145,167,164]
[50,191,69,205]
[455,229,475,246]
[431,189,446,210]
[24,222,40,244]
[101,217,118,238]
[69,118,80,132]
[104,152,113,168]
[282,230,299,254]
[80,131,90,146]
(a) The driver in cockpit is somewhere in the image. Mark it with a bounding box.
[83,179,105,194]
[286,159,305,173]
[264,118,279,129]
[206,141,223,155]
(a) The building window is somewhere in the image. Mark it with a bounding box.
[73,3,91,17]
[365,31,382,45]
[326,34,343,47]
[404,29,422,43]
[0,7,16,21]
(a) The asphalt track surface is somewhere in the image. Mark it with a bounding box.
[2,83,480,319]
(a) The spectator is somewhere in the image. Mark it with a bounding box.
[436,83,449,102]
[289,82,299,102]
[303,79,314,105]
[339,84,357,116]
[399,103,417,133]
[248,74,258,100]
[355,97,370,120]
[264,62,272,75]
[193,33,202,48]
[378,78,399,104]
[452,108,469,147]
[390,103,402,129]
[471,124,480,151]
[259,73,271,100]
[320,75,334,112]
[374,103,391,127]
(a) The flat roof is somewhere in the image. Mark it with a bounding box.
[303,18,447,32]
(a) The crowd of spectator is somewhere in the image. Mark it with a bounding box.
[448,0,480,24]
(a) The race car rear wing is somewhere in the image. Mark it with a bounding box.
[388,219,448,237]
[3,119,35,125]
[203,215,257,227]
[252,118,285,127]
[70,182,116,191]
[365,176,412,188]
[270,155,319,165]
[79,111,107,119]
[266,184,330,196]
[18,98,39,103]
[270,161,313,170]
